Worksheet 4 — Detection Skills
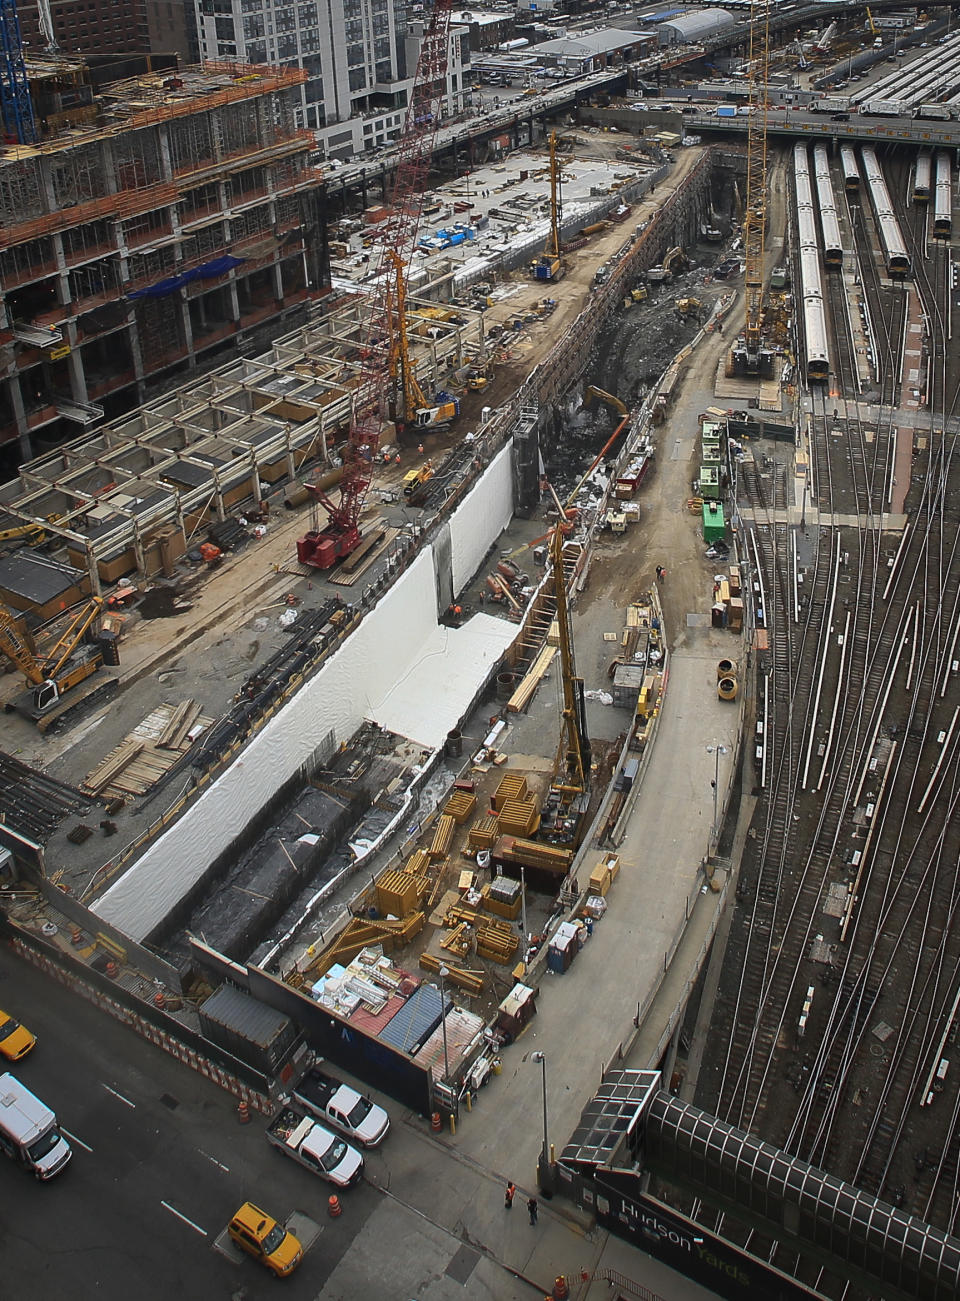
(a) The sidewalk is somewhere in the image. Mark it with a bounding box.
[317,1105,720,1301]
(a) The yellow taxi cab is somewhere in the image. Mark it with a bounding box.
[0,1010,36,1062]
[228,1202,302,1277]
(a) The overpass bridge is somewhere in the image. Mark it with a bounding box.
[682,108,959,149]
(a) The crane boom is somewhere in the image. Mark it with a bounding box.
[297,2,454,569]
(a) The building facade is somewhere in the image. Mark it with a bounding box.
[0,61,329,476]
[195,0,468,159]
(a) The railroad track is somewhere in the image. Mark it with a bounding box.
[698,145,960,1289]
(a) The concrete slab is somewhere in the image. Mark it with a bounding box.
[286,1210,323,1252]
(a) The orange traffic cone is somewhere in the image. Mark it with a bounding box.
[237,1099,251,1124]
[328,1194,342,1217]
[431,1112,442,1132]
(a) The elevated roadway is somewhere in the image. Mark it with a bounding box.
[684,108,960,149]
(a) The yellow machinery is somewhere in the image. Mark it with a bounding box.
[730,0,774,378]
[676,297,702,316]
[541,523,591,845]
[530,131,564,282]
[401,461,436,502]
[584,386,627,417]
[386,250,460,430]
[0,596,116,724]
[865,7,878,35]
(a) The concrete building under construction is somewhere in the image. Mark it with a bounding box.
[0,57,330,478]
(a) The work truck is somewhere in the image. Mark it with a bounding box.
[0,1073,72,1179]
[291,1065,390,1148]
[266,1104,364,1187]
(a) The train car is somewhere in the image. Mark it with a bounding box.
[860,147,910,276]
[813,144,843,266]
[793,144,829,383]
[840,144,860,194]
[934,150,952,237]
[913,152,932,204]
[800,248,830,380]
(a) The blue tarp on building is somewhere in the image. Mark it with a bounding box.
[127,254,245,299]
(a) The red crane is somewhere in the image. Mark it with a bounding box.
[297,2,455,569]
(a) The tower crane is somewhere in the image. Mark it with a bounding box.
[297,1,454,569]
[0,0,37,144]
[729,0,774,379]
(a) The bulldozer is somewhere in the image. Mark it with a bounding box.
[676,297,702,318]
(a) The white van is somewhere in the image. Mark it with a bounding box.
[0,1073,72,1179]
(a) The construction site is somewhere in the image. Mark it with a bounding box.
[0,56,327,478]
[11,3,940,1298]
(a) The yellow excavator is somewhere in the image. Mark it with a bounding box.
[0,596,118,728]
[583,386,627,417]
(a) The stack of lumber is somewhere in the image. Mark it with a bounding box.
[418,951,484,995]
[498,798,540,837]
[493,772,528,811]
[444,903,519,965]
[376,868,429,917]
[428,814,455,860]
[404,849,432,876]
[443,790,477,824]
[496,835,574,874]
[588,853,621,897]
[507,645,556,713]
[467,816,499,850]
[314,913,424,976]
[82,701,212,799]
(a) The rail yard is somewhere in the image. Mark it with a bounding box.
[9,12,960,1301]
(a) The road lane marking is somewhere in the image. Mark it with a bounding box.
[161,1201,208,1236]
[101,1083,136,1108]
[199,1149,230,1172]
[61,1128,93,1152]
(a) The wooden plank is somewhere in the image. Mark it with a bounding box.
[507,645,555,713]
[329,527,399,586]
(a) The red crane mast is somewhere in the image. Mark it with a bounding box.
[297,2,455,569]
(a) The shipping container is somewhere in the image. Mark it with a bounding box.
[199,985,300,1076]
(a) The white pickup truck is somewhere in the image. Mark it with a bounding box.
[266,1104,363,1187]
[292,1065,390,1148]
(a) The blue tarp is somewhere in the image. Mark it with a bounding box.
[127,254,245,300]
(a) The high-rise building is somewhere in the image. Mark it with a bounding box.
[195,0,469,159]
[0,58,329,475]
[17,1,195,67]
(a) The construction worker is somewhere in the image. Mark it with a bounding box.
[417,442,425,454]
[395,453,402,465]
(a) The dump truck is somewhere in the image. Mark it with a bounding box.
[266,1104,364,1187]
[291,1065,390,1148]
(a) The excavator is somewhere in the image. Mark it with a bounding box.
[646,246,687,284]
[0,596,118,729]
[583,386,627,417]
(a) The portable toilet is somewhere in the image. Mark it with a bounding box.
[703,500,726,543]
[699,466,720,500]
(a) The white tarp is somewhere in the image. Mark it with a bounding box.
[373,611,516,748]
[91,542,515,942]
[94,549,438,939]
[449,440,514,594]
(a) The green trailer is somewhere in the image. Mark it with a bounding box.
[699,466,720,499]
[703,499,726,543]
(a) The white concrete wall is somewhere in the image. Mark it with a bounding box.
[92,440,521,943]
[449,440,514,593]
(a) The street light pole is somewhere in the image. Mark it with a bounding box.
[531,1050,551,1192]
[706,742,728,850]
[438,965,451,1083]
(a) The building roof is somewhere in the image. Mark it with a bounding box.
[450,9,510,25]
[658,9,735,41]
[535,28,652,58]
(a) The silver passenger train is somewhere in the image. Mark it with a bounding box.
[793,143,830,382]
[934,151,952,238]
[813,144,843,267]
[860,147,910,276]
[913,152,932,205]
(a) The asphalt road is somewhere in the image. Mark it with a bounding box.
[0,955,379,1301]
